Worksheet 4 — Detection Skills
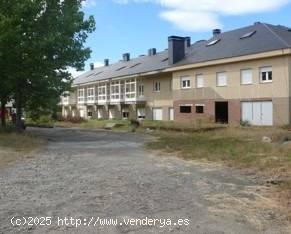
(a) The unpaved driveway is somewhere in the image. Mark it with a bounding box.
[0,128,288,234]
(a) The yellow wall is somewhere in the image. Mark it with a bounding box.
[172,56,290,100]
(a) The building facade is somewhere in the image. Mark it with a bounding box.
[61,22,291,126]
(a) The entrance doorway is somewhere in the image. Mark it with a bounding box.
[215,102,228,124]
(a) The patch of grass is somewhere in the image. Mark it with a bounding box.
[25,116,55,128]
[141,120,225,132]
[147,126,291,217]
[55,119,131,131]
[147,127,291,172]
[0,132,46,168]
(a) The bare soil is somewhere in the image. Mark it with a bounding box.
[0,127,289,233]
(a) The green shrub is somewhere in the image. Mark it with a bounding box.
[63,116,86,123]
[240,120,250,127]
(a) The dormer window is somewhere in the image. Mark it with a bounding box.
[116,66,126,71]
[240,31,256,39]
[206,39,220,46]
[130,63,141,69]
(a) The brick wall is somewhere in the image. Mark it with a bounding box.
[174,99,241,124]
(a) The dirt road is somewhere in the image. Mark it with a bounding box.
[0,128,288,233]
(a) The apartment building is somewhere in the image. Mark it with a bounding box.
[61,22,291,126]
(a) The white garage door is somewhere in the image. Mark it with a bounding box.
[241,101,273,126]
[153,108,163,121]
[79,109,85,118]
[169,108,174,121]
[97,109,103,119]
[109,109,115,119]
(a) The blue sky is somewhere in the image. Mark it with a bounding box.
[72,0,291,76]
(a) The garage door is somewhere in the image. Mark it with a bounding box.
[241,101,273,126]
[109,109,115,119]
[153,108,163,121]
[169,108,174,121]
[79,109,85,118]
[97,109,103,119]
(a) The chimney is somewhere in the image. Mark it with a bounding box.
[123,53,130,62]
[213,29,221,37]
[90,63,94,70]
[185,36,191,50]
[168,36,186,65]
[185,37,191,47]
[148,48,157,56]
[104,59,109,66]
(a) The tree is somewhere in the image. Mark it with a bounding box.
[0,4,18,127]
[0,0,95,130]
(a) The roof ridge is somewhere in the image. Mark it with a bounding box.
[262,23,291,47]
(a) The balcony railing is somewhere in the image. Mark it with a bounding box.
[71,93,146,106]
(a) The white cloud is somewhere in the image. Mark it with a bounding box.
[93,61,104,68]
[82,0,97,8]
[160,10,221,31]
[114,0,291,31]
[114,0,129,4]
[67,67,86,78]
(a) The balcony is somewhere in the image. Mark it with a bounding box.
[97,96,108,105]
[62,98,69,106]
[77,97,85,105]
[86,96,96,105]
[124,94,146,104]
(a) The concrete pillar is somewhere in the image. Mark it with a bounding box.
[117,104,122,119]
[93,105,98,119]
[83,105,88,119]
[62,106,66,117]
[69,105,72,117]
[104,105,109,119]
[129,104,137,120]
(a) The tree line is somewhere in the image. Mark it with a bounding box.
[0,0,95,130]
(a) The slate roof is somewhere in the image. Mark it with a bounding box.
[74,22,291,85]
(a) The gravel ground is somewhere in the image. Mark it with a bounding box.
[0,127,289,234]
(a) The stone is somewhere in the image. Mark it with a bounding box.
[145,128,154,133]
[104,123,116,130]
[281,140,291,148]
[262,136,272,143]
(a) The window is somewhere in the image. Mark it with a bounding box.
[125,79,136,99]
[110,81,120,100]
[181,76,191,89]
[240,31,256,39]
[196,74,204,88]
[78,88,85,103]
[180,105,192,113]
[88,111,93,117]
[130,63,141,68]
[87,87,95,102]
[137,108,146,119]
[195,105,204,114]
[206,39,220,46]
[153,81,161,92]
[138,85,144,97]
[86,73,94,78]
[241,69,253,85]
[260,67,272,83]
[116,66,126,71]
[94,71,103,76]
[98,84,107,101]
[216,72,227,87]
[122,111,129,119]
[62,91,69,104]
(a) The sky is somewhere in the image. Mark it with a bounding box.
[71,0,291,77]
